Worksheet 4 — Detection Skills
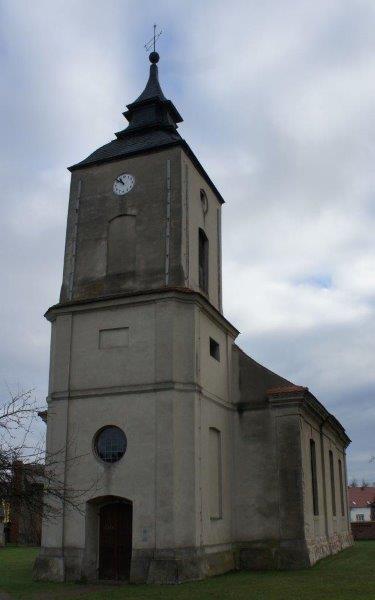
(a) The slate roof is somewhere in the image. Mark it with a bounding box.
[235,345,350,445]
[235,345,294,404]
[68,53,225,203]
[132,62,168,104]
[69,53,184,172]
[348,487,375,508]
[69,129,182,170]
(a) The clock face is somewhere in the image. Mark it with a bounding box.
[113,173,135,196]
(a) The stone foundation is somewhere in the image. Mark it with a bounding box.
[130,547,236,584]
[237,539,311,570]
[34,546,235,584]
[306,532,353,565]
[33,552,65,582]
[34,533,353,583]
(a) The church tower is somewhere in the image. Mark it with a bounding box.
[35,48,352,584]
[61,50,223,311]
[35,50,238,583]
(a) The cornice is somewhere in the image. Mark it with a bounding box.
[44,286,239,337]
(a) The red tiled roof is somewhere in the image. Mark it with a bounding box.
[348,487,375,508]
[267,385,308,396]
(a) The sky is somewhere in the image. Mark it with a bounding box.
[0,0,374,481]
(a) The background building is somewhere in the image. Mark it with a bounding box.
[348,487,375,522]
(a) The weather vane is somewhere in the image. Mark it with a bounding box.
[144,24,162,53]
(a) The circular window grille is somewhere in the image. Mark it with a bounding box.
[94,426,127,463]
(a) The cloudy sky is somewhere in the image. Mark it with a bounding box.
[1,0,374,480]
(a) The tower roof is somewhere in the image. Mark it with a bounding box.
[116,51,183,138]
[68,51,224,203]
[69,52,183,171]
[131,51,168,104]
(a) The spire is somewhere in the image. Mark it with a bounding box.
[115,52,183,139]
[133,52,167,103]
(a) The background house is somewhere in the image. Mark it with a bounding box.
[8,461,44,546]
[348,487,375,522]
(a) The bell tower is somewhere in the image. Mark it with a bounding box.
[60,50,223,312]
[35,50,237,584]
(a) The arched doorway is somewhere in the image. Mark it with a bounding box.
[98,500,132,580]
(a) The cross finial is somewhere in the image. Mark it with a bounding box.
[144,24,162,54]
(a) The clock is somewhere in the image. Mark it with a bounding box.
[113,173,135,196]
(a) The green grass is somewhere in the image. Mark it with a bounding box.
[1,543,375,600]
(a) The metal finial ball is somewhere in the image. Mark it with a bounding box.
[149,51,160,64]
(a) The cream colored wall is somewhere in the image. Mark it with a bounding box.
[301,419,325,541]
[41,397,68,549]
[197,309,233,402]
[180,151,222,312]
[69,303,156,390]
[199,398,234,548]
[300,416,350,544]
[43,295,199,554]
[48,296,196,396]
[322,431,348,536]
[42,292,237,558]
[43,389,199,554]
[194,308,236,548]
[60,389,197,552]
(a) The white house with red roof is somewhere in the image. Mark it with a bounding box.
[348,487,375,522]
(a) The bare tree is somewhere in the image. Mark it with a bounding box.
[0,387,98,530]
[349,478,358,487]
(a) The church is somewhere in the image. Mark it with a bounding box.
[34,48,352,584]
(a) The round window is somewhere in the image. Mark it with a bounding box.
[200,189,208,215]
[94,426,127,463]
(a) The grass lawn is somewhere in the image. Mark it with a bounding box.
[1,542,375,600]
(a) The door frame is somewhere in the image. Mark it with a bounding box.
[98,499,133,581]
[84,495,133,582]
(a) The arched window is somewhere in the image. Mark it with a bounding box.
[107,214,136,275]
[310,439,319,515]
[338,459,345,516]
[209,427,222,519]
[329,450,336,516]
[199,228,209,293]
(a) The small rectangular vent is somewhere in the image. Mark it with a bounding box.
[99,327,129,349]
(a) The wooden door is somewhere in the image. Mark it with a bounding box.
[99,501,132,580]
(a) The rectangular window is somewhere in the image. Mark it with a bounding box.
[99,327,129,349]
[329,450,337,516]
[209,337,220,361]
[199,228,209,293]
[338,459,345,516]
[356,514,365,522]
[310,439,319,516]
[209,427,222,519]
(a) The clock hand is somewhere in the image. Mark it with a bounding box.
[116,178,123,184]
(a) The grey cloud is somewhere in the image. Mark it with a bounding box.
[1,0,374,480]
